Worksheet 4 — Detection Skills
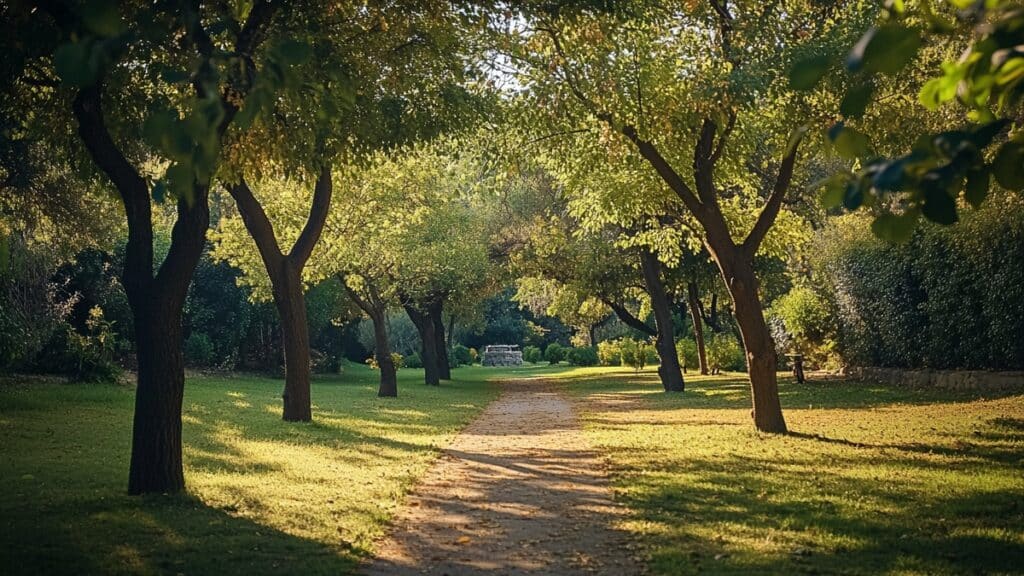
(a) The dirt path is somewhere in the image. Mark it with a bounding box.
[362,380,645,575]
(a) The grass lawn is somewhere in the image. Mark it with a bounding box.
[0,363,500,576]
[557,367,1024,575]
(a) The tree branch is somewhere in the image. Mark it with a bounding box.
[741,138,801,256]
[601,297,657,336]
[226,177,284,266]
[288,164,332,266]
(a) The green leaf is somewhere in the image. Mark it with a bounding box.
[789,55,831,90]
[820,176,847,208]
[921,184,958,225]
[830,125,872,159]
[993,142,1024,191]
[847,25,921,75]
[840,83,874,119]
[964,167,989,208]
[871,211,919,242]
[53,42,98,87]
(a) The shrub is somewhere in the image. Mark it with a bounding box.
[469,347,479,364]
[404,351,423,368]
[453,344,473,366]
[707,334,745,374]
[184,332,216,367]
[675,339,699,372]
[543,342,566,364]
[522,345,542,363]
[566,346,599,366]
[620,338,651,373]
[366,352,404,370]
[597,340,622,366]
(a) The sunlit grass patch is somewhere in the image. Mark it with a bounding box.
[0,363,501,575]
[563,371,1024,575]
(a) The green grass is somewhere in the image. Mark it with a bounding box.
[556,367,1024,575]
[0,363,500,576]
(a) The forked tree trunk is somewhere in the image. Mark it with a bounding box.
[372,311,398,397]
[640,251,685,392]
[429,300,451,379]
[404,302,440,386]
[227,167,332,422]
[687,281,710,375]
[274,264,311,421]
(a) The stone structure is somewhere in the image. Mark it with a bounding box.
[481,345,523,367]
[846,367,1024,391]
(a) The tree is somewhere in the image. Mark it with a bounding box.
[497,1,840,432]
[3,0,288,493]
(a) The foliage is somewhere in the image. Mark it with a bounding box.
[566,346,599,367]
[619,338,653,373]
[799,1,1024,239]
[522,345,543,364]
[184,333,216,368]
[543,342,566,364]
[812,199,1024,370]
[367,353,404,371]
[597,340,623,366]
[675,339,699,373]
[707,334,745,374]
[453,344,474,366]
[403,351,424,369]
[770,285,838,368]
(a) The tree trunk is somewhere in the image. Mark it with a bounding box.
[715,253,787,433]
[273,264,311,421]
[640,251,684,392]
[372,311,398,397]
[404,303,440,386]
[128,301,186,494]
[429,300,450,379]
[687,281,709,375]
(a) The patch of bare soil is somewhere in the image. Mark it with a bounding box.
[362,380,646,575]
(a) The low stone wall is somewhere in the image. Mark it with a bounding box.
[846,366,1024,391]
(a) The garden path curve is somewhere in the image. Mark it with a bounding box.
[362,379,646,575]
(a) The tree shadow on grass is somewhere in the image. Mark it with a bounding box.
[1,493,363,576]
[628,458,1024,575]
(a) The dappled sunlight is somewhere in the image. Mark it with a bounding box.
[570,374,1024,574]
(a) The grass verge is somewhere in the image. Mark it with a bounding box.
[560,367,1024,575]
[0,363,500,575]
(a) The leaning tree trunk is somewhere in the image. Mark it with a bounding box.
[273,264,312,421]
[404,303,440,386]
[687,281,710,375]
[372,311,398,397]
[429,300,450,379]
[715,253,787,433]
[640,251,685,392]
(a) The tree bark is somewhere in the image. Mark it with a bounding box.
[344,281,397,397]
[639,251,685,392]
[714,254,786,432]
[403,301,440,386]
[429,299,451,379]
[687,281,709,375]
[227,166,332,422]
[371,310,398,397]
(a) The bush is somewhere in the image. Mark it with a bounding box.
[543,342,566,364]
[619,338,652,372]
[404,351,423,368]
[707,334,745,374]
[597,340,622,366]
[184,332,216,367]
[367,352,404,370]
[566,346,599,366]
[469,347,479,364]
[522,345,542,363]
[675,339,699,372]
[453,344,473,366]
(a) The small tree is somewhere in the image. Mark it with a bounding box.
[522,345,542,364]
[544,343,566,364]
